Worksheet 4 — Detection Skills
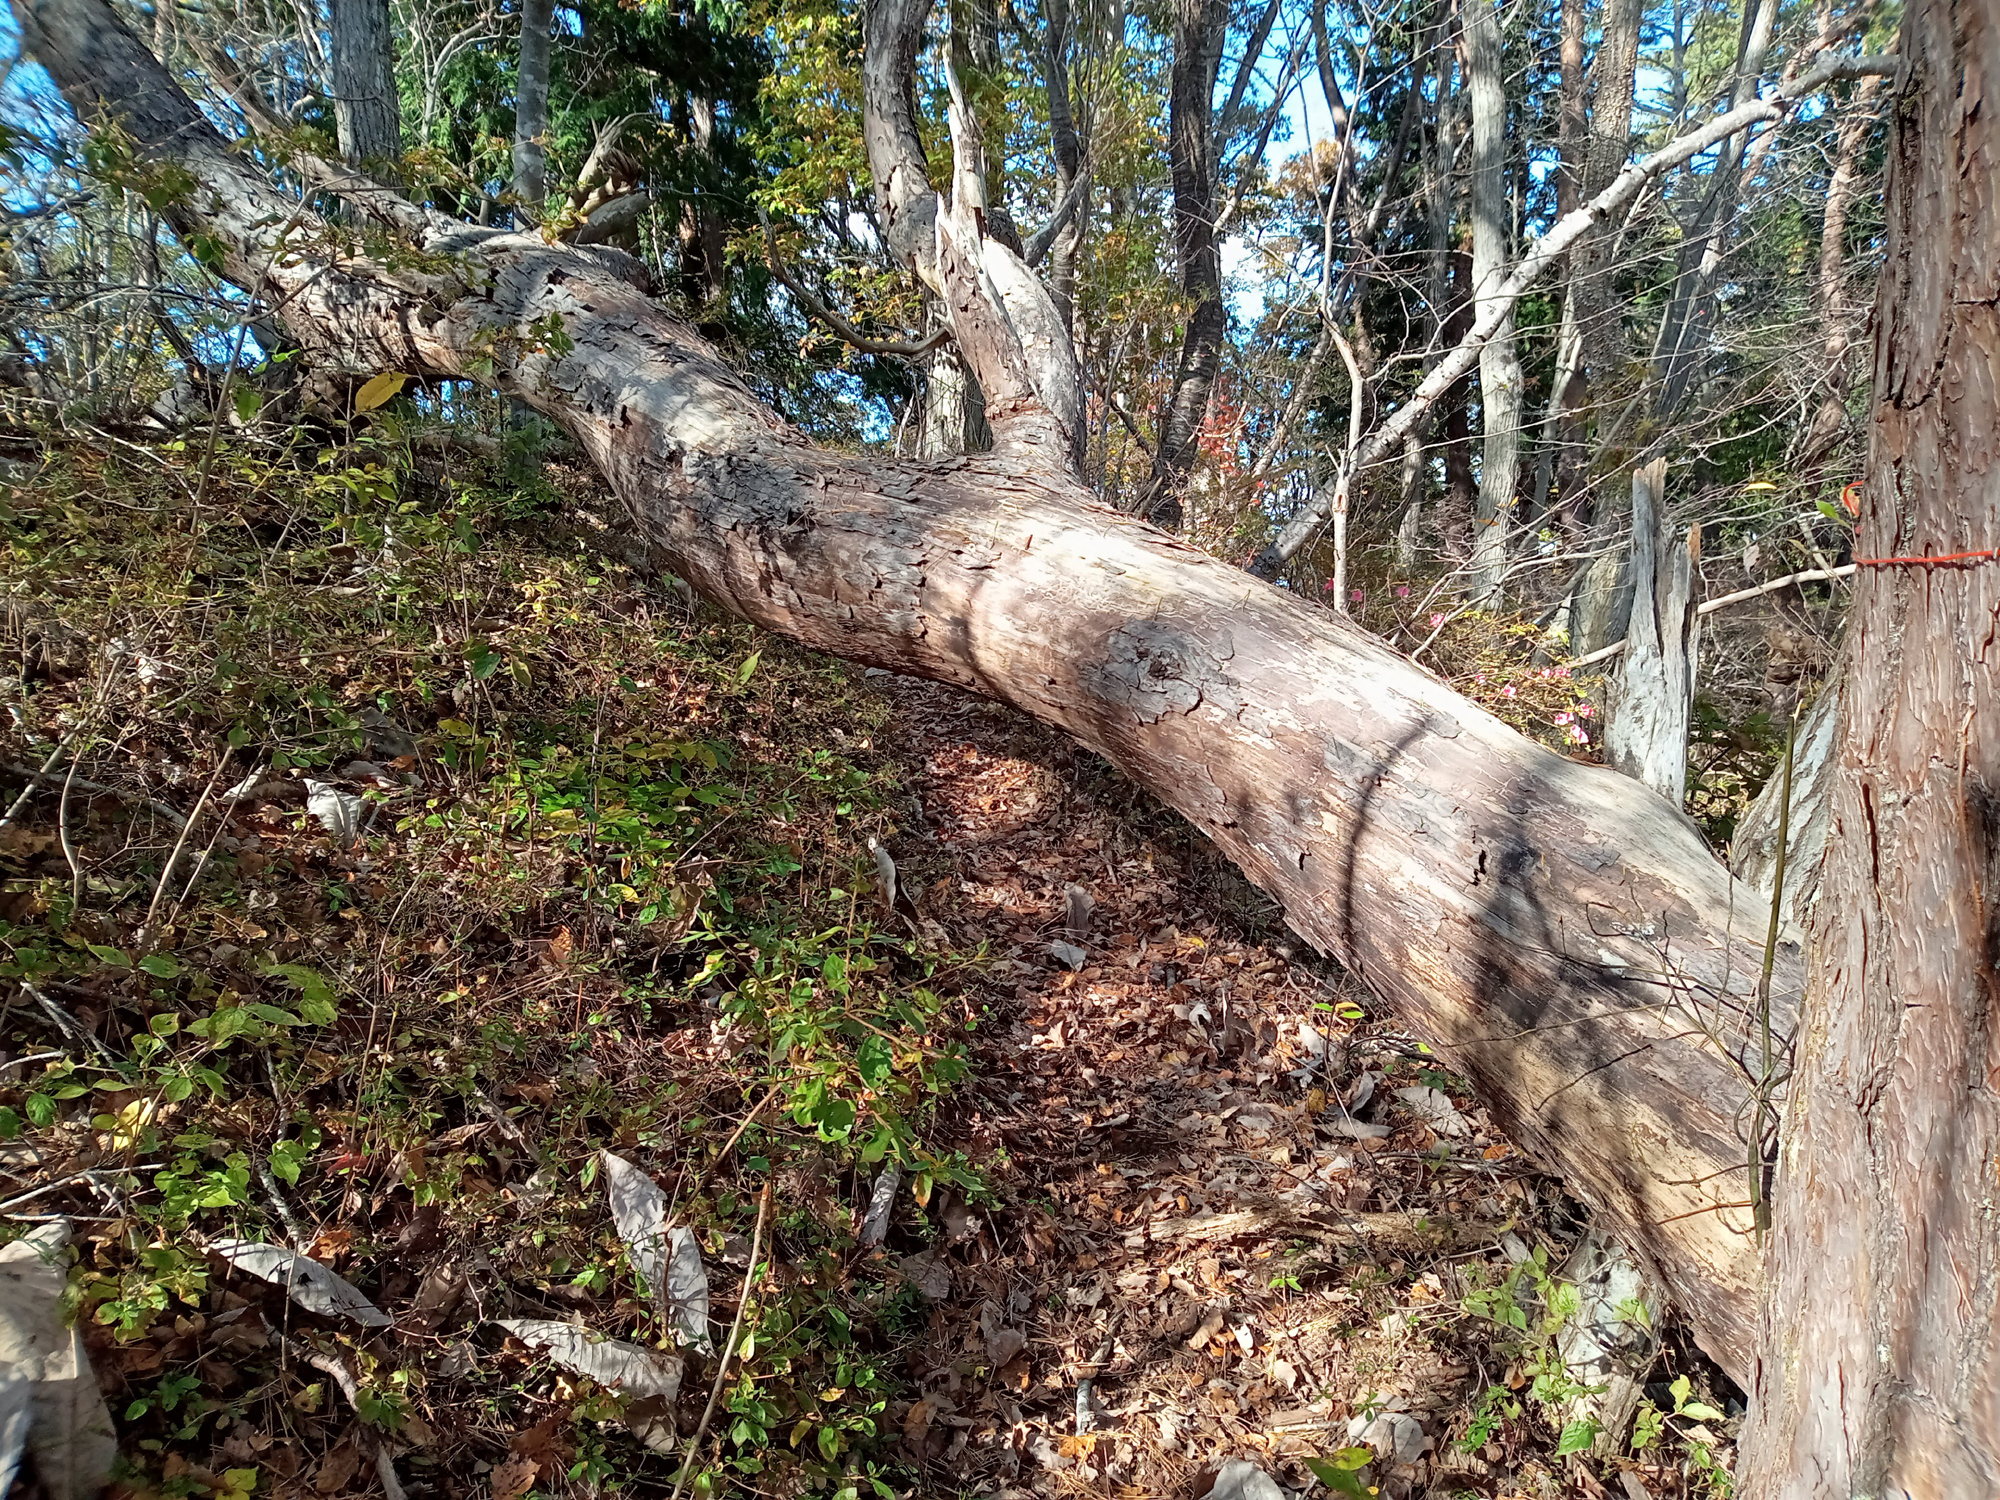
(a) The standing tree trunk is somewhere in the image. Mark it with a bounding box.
[1792,73,1885,474]
[328,0,400,173]
[1559,0,1642,523]
[1463,0,1523,605]
[513,0,554,217]
[1139,0,1227,530]
[1649,0,1780,419]
[1040,0,1086,335]
[1740,0,2000,1489]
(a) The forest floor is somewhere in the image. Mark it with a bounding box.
[0,430,1739,1500]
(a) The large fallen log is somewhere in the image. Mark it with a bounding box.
[18,0,1792,1385]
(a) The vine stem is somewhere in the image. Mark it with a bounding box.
[1750,703,1800,1241]
[670,1180,773,1500]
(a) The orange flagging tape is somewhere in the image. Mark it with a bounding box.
[1853,548,2000,568]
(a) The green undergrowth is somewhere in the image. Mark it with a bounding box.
[0,419,985,1500]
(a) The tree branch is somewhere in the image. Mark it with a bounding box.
[1248,50,1903,578]
[759,213,951,359]
[1571,563,1858,667]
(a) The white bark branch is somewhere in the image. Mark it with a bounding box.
[1248,51,1902,578]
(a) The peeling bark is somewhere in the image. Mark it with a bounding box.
[1603,459,1699,806]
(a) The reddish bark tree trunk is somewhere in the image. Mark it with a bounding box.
[1741,2,2000,1492]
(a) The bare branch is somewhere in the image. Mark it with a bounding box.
[759,213,951,359]
[1572,563,1859,668]
[1248,50,1903,577]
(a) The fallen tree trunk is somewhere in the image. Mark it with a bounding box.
[20,0,1792,1384]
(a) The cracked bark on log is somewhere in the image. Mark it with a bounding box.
[19,0,1803,1387]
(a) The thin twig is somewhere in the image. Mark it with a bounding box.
[258,1155,311,1251]
[759,212,950,359]
[139,755,233,947]
[57,753,84,903]
[18,981,115,1063]
[281,1337,409,1500]
[670,1182,773,1500]
[1570,563,1859,667]
[0,762,189,828]
[1748,706,1799,1243]
[690,1085,782,1197]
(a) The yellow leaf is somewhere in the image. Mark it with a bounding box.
[354,372,410,412]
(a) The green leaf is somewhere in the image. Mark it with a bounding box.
[465,640,503,680]
[809,1097,857,1139]
[139,954,182,979]
[1680,1401,1725,1423]
[266,964,338,1026]
[232,384,264,424]
[87,944,132,968]
[1302,1453,1374,1496]
[1555,1419,1600,1456]
[856,1035,892,1089]
[736,651,761,686]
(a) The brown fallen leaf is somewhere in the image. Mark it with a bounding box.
[490,1450,539,1500]
[308,1227,353,1264]
[1186,1306,1227,1350]
[310,1438,361,1495]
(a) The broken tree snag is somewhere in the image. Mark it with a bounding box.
[1740,0,2000,1489]
[19,0,1789,1385]
[1603,459,1700,805]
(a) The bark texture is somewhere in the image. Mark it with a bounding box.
[512,0,554,214]
[1463,0,1524,605]
[1604,459,1699,805]
[20,0,1803,1388]
[1741,1,2000,1490]
[1139,0,1228,531]
[328,0,401,172]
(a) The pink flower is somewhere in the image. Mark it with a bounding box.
[1554,712,1572,724]
[1567,726,1589,745]
[1350,588,1365,603]
[1501,684,1516,697]
[1323,578,1336,591]
[1395,585,1410,598]
[1579,704,1595,718]
[1429,613,1446,628]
